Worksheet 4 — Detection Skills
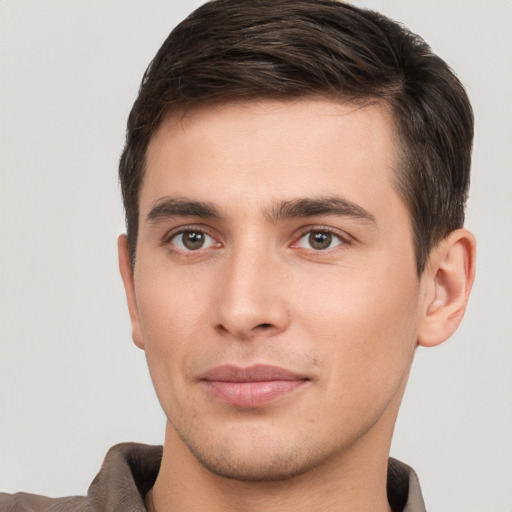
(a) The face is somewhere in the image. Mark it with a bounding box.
[122,99,425,481]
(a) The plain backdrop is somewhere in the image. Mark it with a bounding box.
[1,1,511,511]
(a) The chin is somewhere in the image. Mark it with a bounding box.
[188,442,320,482]
[175,421,334,482]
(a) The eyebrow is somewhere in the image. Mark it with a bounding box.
[146,196,376,225]
[269,197,376,224]
[147,197,222,223]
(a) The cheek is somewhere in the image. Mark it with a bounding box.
[134,273,210,405]
[136,263,209,341]
[298,261,420,396]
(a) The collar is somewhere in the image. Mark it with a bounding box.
[91,443,426,512]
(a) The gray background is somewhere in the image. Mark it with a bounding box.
[1,1,511,511]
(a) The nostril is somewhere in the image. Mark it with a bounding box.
[255,323,273,329]
[215,324,229,334]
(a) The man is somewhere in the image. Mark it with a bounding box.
[1,0,476,510]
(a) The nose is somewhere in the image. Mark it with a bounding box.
[211,246,291,340]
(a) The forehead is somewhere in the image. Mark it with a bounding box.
[141,98,402,221]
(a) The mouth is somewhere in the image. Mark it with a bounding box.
[200,364,310,408]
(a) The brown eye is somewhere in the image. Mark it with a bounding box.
[308,231,332,250]
[295,230,344,251]
[171,230,217,251]
[183,232,205,250]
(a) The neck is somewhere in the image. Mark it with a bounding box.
[150,417,396,512]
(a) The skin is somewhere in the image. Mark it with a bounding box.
[119,98,476,512]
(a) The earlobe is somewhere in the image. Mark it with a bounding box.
[118,234,145,350]
[417,228,476,348]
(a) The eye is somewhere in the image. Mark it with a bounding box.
[169,230,218,252]
[295,230,345,251]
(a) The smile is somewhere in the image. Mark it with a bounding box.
[200,364,310,408]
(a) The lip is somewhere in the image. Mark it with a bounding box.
[200,364,309,408]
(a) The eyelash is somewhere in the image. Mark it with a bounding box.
[292,226,353,252]
[163,225,221,254]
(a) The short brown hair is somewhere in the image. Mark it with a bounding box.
[119,0,473,273]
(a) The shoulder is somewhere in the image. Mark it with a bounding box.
[0,492,91,512]
[0,443,162,512]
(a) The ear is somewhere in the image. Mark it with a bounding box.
[118,234,145,349]
[417,228,476,347]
